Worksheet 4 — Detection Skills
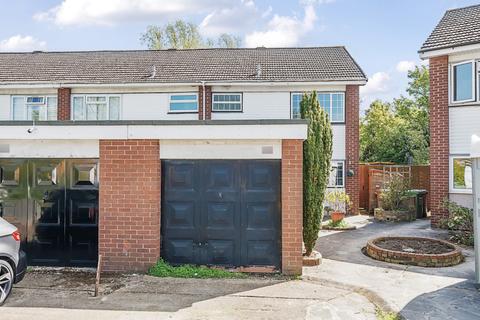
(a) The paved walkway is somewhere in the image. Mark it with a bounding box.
[306,216,480,320]
[3,270,377,320]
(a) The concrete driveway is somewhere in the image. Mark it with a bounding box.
[2,268,377,320]
[306,216,480,320]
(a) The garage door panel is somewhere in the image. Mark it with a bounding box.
[165,202,196,228]
[205,240,235,266]
[246,203,277,229]
[246,240,279,266]
[165,162,197,191]
[164,239,195,264]
[206,202,236,229]
[204,162,237,190]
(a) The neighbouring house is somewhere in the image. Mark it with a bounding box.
[0,47,366,275]
[419,4,480,226]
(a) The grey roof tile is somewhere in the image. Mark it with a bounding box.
[0,47,366,84]
[420,4,480,53]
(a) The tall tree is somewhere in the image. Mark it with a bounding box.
[301,92,333,256]
[360,65,430,164]
[141,20,241,49]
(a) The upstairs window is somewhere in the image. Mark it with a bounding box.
[72,95,121,120]
[291,92,345,122]
[11,96,57,121]
[169,93,198,113]
[452,61,475,103]
[212,93,242,112]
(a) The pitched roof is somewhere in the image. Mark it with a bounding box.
[420,4,480,53]
[0,47,366,85]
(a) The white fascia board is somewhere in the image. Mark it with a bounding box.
[0,80,367,89]
[0,124,308,140]
[419,43,480,59]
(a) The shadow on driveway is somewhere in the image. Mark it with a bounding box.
[6,269,287,312]
[401,280,480,319]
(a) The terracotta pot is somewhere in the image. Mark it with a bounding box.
[331,211,345,223]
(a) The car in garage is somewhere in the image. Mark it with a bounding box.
[0,217,27,305]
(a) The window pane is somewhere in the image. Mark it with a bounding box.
[291,93,302,119]
[86,96,107,103]
[97,103,108,120]
[26,96,45,104]
[12,97,25,120]
[453,158,472,189]
[73,97,85,120]
[86,103,98,120]
[170,95,197,101]
[454,62,473,101]
[109,97,120,120]
[329,161,344,187]
[47,97,58,121]
[317,93,331,119]
[331,94,344,122]
[170,102,198,111]
[27,105,43,121]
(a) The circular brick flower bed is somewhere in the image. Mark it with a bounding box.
[366,236,464,267]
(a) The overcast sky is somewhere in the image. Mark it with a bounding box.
[0,0,478,111]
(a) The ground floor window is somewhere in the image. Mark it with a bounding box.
[328,160,345,188]
[452,157,472,191]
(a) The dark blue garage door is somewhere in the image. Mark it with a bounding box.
[161,160,281,268]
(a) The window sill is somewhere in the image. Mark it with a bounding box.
[211,111,243,113]
[167,112,199,115]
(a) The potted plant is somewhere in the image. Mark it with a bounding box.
[325,190,351,223]
[375,174,416,222]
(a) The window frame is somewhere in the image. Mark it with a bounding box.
[450,156,473,194]
[211,93,243,112]
[450,60,476,104]
[328,160,345,188]
[71,94,122,121]
[290,91,346,123]
[168,93,199,114]
[10,95,58,121]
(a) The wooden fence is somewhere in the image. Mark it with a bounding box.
[359,163,430,214]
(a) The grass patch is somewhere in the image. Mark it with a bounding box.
[325,219,350,229]
[376,308,402,320]
[148,259,247,279]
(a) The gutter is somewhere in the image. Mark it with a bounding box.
[0,80,368,90]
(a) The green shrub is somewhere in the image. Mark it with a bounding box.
[379,175,412,211]
[301,92,333,256]
[441,199,474,246]
[148,259,247,279]
[325,189,351,213]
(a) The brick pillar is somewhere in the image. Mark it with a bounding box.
[99,140,161,272]
[429,55,449,227]
[57,87,71,120]
[281,139,303,275]
[198,85,212,120]
[345,85,360,215]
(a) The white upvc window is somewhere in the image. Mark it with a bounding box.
[212,93,242,112]
[328,160,345,188]
[72,95,121,120]
[169,93,198,113]
[291,92,345,122]
[11,96,57,121]
[451,60,476,104]
[450,156,472,193]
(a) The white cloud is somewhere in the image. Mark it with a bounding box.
[199,0,259,37]
[34,0,234,26]
[396,60,416,73]
[361,72,391,96]
[245,5,317,47]
[0,35,47,52]
[300,0,336,4]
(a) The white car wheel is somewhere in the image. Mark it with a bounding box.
[0,259,14,305]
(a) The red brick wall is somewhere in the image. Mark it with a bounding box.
[281,139,303,275]
[57,88,71,120]
[429,55,449,227]
[345,85,360,215]
[99,140,161,272]
[198,85,212,120]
